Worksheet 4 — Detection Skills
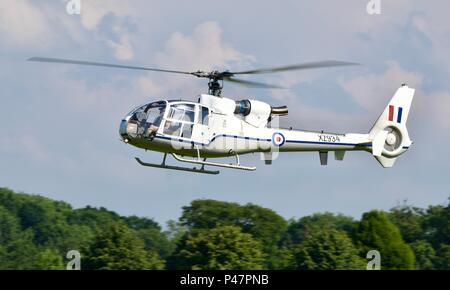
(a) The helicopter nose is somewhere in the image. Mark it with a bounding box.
[119,119,129,142]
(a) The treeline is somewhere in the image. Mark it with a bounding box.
[0,187,449,270]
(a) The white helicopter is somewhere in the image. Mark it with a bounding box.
[29,57,415,174]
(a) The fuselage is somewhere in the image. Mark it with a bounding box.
[119,94,383,159]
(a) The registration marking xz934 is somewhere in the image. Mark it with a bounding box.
[318,134,341,143]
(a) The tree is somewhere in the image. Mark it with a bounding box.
[169,226,265,270]
[122,215,160,230]
[83,222,164,270]
[409,240,436,270]
[422,204,450,248]
[122,215,173,259]
[284,213,355,245]
[136,228,173,259]
[180,200,286,267]
[389,204,425,243]
[288,225,365,270]
[353,210,415,269]
[435,244,450,269]
[68,206,121,232]
[0,205,43,269]
[33,248,65,270]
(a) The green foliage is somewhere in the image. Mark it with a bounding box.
[409,240,436,269]
[290,226,365,270]
[83,222,164,270]
[285,213,355,245]
[389,204,425,243]
[280,213,360,270]
[435,244,450,269]
[169,226,265,270]
[68,206,121,231]
[0,187,167,270]
[123,215,160,230]
[180,199,287,267]
[353,210,415,269]
[34,248,65,270]
[137,228,173,259]
[1,187,450,270]
[422,204,450,247]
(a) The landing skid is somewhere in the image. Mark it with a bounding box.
[135,149,256,174]
[172,153,256,171]
[135,155,219,175]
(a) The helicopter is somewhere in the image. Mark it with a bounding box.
[28,57,415,174]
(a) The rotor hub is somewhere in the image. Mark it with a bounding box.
[386,132,397,146]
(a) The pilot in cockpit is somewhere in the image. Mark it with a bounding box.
[147,108,165,139]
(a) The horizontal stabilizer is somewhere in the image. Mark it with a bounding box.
[334,151,345,161]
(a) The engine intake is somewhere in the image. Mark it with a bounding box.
[234,100,251,116]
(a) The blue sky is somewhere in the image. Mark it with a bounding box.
[1,0,449,226]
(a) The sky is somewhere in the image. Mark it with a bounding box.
[1,0,450,226]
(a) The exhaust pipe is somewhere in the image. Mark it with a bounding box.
[271,106,288,116]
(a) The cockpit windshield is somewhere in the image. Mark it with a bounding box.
[126,101,166,139]
[124,100,200,140]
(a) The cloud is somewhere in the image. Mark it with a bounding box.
[135,21,255,98]
[80,1,136,60]
[0,0,52,47]
[79,0,132,31]
[107,34,134,60]
[339,61,450,131]
[89,3,137,60]
[339,61,423,111]
[416,91,450,130]
[406,7,450,73]
[0,134,50,163]
[154,21,254,70]
[0,0,136,59]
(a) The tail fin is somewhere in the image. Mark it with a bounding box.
[369,84,415,167]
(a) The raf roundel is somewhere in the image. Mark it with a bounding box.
[272,132,286,147]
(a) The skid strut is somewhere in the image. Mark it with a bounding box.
[135,148,256,174]
[135,153,219,175]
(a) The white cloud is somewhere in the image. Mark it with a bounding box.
[339,61,450,131]
[108,35,134,60]
[134,21,255,98]
[0,134,50,163]
[0,0,52,47]
[407,7,450,73]
[79,0,132,31]
[416,91,450,130]
[339,61,423,111]
[77,0,136,60]
[155,21,254,71]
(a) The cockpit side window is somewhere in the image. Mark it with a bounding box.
[168,107,184,120]
[163,103,196,138]
[199,106,209,125]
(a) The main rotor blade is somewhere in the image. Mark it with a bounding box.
[28,57,193,75]
[224,77,284,89]
[230,60,359,75]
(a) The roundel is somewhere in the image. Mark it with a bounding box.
[272,132,285,146]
